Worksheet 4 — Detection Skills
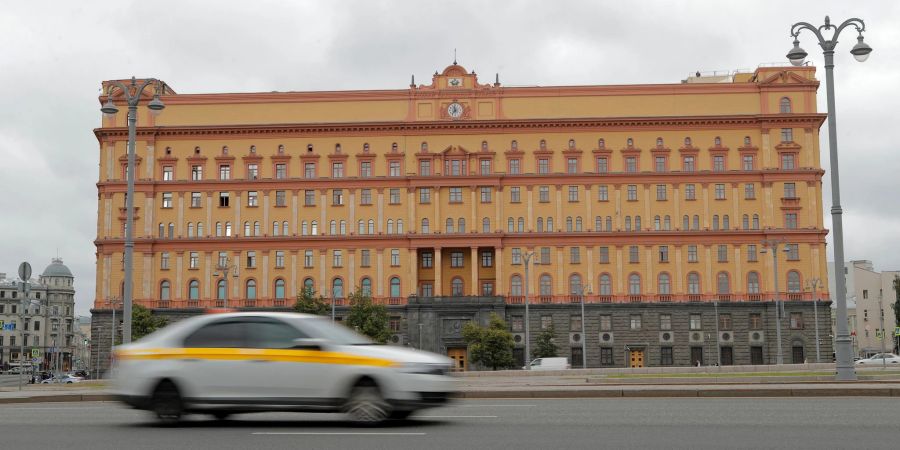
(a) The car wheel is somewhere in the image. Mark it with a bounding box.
[344,382,391,425]
[151,381,183,425]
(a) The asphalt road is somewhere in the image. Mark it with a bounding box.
[0,398,897,449]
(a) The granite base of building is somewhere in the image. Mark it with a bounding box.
[90,298,833,374]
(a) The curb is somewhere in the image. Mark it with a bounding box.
[0,394,116,404]
[460,388,900,398]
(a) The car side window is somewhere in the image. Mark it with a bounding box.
[244,319,307,349]
[183,321,247,348]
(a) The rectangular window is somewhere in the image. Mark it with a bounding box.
[160,252,170,270]
[360,189,372,205]
[685,184,696,200]
[656,185,667,201]
[790,312,804,329]
[275,251,285,268]
[683,156,695,172]
[715,184,726,200]
[629,245,639,263]
[659,245,669,263]
[331,162,344,178]
[509,159,521,174]
[418,188,430,204]
[219,164,231,180]
[358,161,372,178]
[660,314,672,331]
[598,246,609,264]
[219,192,230,207]
[418,160,430,176]
[537,158,549,174]
[570,247,580,264]
[567,158,578,174]
[421,252,433,268]
[389,160,401,176]
[786,244,800,260]
[449,160,462,176]
[389,188,400,205]
[598,185,608,201]
[660,347,674,366]
[690,313,702,330]
[191,165,203,181]
[481,251,493,268]
[749,313,762,330]
[655,156,666,172]
[360,249,370,267]
[568,186,579,202]
[745,183,756,199]
[304,163,316,178]
[688,245,698,263]
[781,128,793,142]
[627,185,638,201]
[420,283,433,297]
[510,187,521,203]
[600,347,614,366]
[481,159,492,175]
[785,213,798,229]
[332,189,344,206]
[625,156,637,173]
[596,157,608,173]
[599,315,612,331]
[719,314,732,331]
[713,155,725,172]
[275,163,287,179]
[630,314,642,330]
[190,192,202,208]
[570,315,582,331]
[784,182,797,199]
[718,245,728,262]
[511,248,522,265]
[511,316,524,332]
[540,247,551,265]
[742,155,754,171]
[275,190,286,207]
[390,249,400,267]
[246,251,256,268]
[304,190,315,206]
[247,191,258,206]
[162,166,173,181]
[247,164,259,180]
[161,192,173,208]
[332,250,343,268]
[450,251,464,268]
[480,187,492,203]
[540,315,552,330]
[747,244,758,262]
[539,186,550,203]
[449,187,463,203]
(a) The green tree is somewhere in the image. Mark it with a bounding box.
[131,304,168,342]
[462,313,515,370]
[293,287,330,316]
[345,290,391,343]
[532,324,558,360]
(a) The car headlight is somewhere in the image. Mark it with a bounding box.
[399,363,450,375]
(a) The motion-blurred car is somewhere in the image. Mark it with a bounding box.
[112,312,456,424]
[854,353,900,365]
[40,375,82,384]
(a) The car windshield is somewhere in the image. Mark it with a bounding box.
[292,317,375,345]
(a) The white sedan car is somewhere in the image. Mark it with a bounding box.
[854,353,900,366]
[112,312,456,424]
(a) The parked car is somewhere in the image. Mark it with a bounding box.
[854,353,900,366]
[112,312,456,424]
[523,357,570,371]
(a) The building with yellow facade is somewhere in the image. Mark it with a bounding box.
[92,62,832,370]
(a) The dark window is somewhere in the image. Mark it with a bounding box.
[600,347,614,366]
[244,320,307,349]
[691,346,704,366]
[571,347,583,368]
[660,347,673,366]
[792,346,805,364]
[751,346,764,365]
[720,347,734,366]
[183,321,246,348]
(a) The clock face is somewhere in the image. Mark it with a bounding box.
[447,102,463,119]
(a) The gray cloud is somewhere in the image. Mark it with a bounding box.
[1,0,898,316]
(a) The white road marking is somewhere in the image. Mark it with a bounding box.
[419,415,498,418]
[458,404,537,407]
[253,432,426,436]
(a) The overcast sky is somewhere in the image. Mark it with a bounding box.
[0,0,897,316]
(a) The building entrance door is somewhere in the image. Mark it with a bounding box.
[629,349,645,368]
[691,346,704,366]
[448,347,468,372]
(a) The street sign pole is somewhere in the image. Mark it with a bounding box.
[17,261,32,391]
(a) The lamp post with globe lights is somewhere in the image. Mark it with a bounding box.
[100,77,166,344]
[787,16,871,380]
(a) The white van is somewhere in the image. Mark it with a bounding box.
[524,357,570,371]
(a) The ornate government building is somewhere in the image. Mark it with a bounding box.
[92,62,832,370]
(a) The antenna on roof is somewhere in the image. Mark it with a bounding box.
[453,48,457,65]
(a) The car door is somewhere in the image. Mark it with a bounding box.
[179,319,251,402]
[242,318,327,403]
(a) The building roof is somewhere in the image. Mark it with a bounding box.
[41,258,73,278]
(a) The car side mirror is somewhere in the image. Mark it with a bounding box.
[292,337,326,350]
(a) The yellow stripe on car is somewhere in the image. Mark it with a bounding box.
[116,348,398,368]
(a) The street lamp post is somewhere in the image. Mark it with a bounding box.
[806,278,823,363]
[100,77,166,344]
[107,296,121,377]
[787,16,871,380]
[213,257,239,309]
[761,239,788,365]
[522,251,538,367]
[574,283,592,369]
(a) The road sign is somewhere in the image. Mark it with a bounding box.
[18,261,32,281]
[2,323,14,331]
[31,348,41,358]
[31,358,40,364]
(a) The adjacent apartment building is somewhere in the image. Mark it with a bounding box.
[829,260,900,357]
[92,62,832,370]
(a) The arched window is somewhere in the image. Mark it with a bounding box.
[187,222,195,238]
[458,218,466,233]
[311,220,318,235]
[246,279,257,300]
[683,215,690,230]
[569,274,583,295]
[303,277,315,294]
[360,277,372,296]
[599,274,611,295]
[368,219,375,234]
[301,221,308,236]
[547,217,554,232]
[331,220,339,235]
[787,271,802,293]
[216,222,222,237]
[158,223,165,238]
[283,221,289,235]
[723,215,730,230]
[274,279,285,299]
[568,139,576,149]
[539,275,552,296]
[575,217,583,231]
[712,215,720,231]
[451,277,464,296]
[566,217,573,232]
[654,215,661,231]
[684,137,692,147]
[752,214,760,230]
[387,219,394,234]
[605,216,612,231]
[482,217,491,233]
[540,139,547,149]
[217,279,226,300]
[628,274,641,295]
[744,136,752,146]
[780,97,792,113]
[717,272,730,294]
[656,137,664,147]
[664,215,671,230]
[625,216,632,231]
[658,273,671,295]
[742,215,750,230]
[421,218,430,234]
[635,216,641,231]
[332,278,344,299]
[511,140,518,150]
[747,272,760,294]
[595,216,602,231]
[340,220,347,235]
[358,220,365,234]
[510,275,523,296]
[693,215,700,230]
[517,217,524,232]
[197,222,204,237]
[273,221,280,236]
[714,136,722,146]
[188,280,199,300]
[445,218,454,233]
[687,273,701,294]
[626,137,634,147]
[254,221,260,236]
[390,277,401,298]
[168,223,174,238]
[537,218,544,232]
[396,219,403,234]
[159,281,170,300]
[507,217,514,232]
[243,221,250,236]
[598,138,605,149]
